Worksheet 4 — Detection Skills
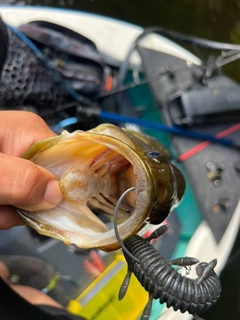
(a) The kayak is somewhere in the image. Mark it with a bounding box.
[0,5,239,320]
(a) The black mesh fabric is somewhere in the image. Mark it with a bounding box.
[0,27,69,115]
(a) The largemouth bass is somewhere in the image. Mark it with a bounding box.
[16,124,185,251]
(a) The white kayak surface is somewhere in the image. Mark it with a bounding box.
[0,5,201,67]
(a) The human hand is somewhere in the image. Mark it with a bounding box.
[0,259,63,308]
[0,260,10,281]
[0,111,63,229]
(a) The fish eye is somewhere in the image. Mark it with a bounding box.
[146,152,161,158]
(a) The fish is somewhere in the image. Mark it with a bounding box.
[16,124,185,251]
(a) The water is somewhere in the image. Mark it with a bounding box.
[1,1,240,319]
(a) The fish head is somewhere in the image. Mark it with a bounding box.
[121,129,185,225]
[16,124,185,251]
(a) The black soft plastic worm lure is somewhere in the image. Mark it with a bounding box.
[114,187,221,320]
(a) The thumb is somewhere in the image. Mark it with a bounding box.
[0,153,63,211]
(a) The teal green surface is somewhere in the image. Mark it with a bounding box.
[126,75,203,319]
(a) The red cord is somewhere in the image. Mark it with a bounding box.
[178,123,240,162]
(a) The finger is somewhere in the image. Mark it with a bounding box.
[0,153,63,211]
[0,260,10,281]
[0,111,55,156]
[0,206,24,229]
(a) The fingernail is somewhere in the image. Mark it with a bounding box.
[44,180,63,205]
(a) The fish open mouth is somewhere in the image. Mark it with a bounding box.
[18,144,137,235]
[88,149,136,219]
[58,142,138,233]
[17,124,184,250]
[17,127,153,249]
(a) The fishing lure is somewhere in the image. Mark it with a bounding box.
[114,187,221,320]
